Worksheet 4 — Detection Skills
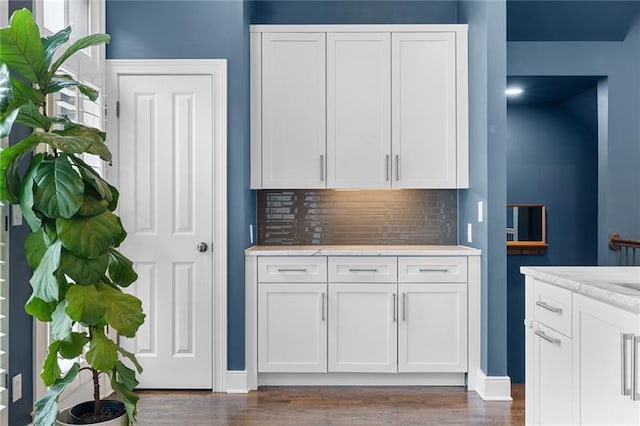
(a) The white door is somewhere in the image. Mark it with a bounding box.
[261,33,326,188]
[572,293,640,424]
[398,283,467,372]
[532,323,572,425]
[328,283,397,372]
[391,32,457,188]
[117,74,214,388]
[326,32,391,188]
[258,284,327,372]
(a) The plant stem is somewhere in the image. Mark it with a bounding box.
[89,327,102,417]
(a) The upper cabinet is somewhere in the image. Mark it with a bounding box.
[250,25,468,190]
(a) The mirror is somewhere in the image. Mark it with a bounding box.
[507,204,547,254]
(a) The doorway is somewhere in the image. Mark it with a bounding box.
[506,76,601,383]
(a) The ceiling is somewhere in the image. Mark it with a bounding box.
[507,0,640,41]
[506,76,600,104]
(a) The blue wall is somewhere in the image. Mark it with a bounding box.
[457,0,508,377]
[506,96,598,382]
[106,0,254,371]
[508,14,640,265]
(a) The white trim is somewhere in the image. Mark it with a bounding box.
[225,371,249,394]
[455,27,469,188]
[250,32,262,189]
[259,373,465,387]
[467,255,481,392]
[250,24,469,33]
[106,59,228,392]
[475,370,512,401]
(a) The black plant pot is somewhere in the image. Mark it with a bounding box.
[58,400,127,425]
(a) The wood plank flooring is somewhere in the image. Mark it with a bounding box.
[135,385,524,425]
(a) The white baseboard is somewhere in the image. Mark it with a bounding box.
[475,370,512,401]
[259,372,466,386]
[225,370,249,393]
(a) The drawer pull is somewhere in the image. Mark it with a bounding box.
[402,293,407,321]
[418,267,449,272]
[393,293,397,322]
[321,292,326,321]
[622,333,633,396]
[277,268,308,272]
[534,330,561,345]
[348,268,379,272]
[536,300,562,314]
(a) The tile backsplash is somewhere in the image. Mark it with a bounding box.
[257,189,457,245]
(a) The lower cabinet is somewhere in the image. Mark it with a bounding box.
[328,283,397,372]
[398,283,467,372]
[258,283,327,372]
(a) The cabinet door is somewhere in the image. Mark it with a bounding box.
[572,294,640,424]
[391,32,457,188]
[328,283,397,372]
[326,33,391,188]
[258,283,327,372]
[398,283,467,372]
[531,324,572,425]
[262,33,326,188]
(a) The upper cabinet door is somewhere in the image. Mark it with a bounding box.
[326,33,391,189]
[261,33,326,189]
[392,32,458,188]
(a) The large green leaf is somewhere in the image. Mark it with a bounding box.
[24,227,48,269]
[41,340,62,386]
[57,210,125,259]
[0,63,12,113]
[11,76,45,105]
[50,301,72,342]
[42,26,71,67]
[113,360,138,390]
[24,294,56,321]
[96,283,144,337]
[65,284,105,325]
[77,188,109,216]
[47,74,99,102]
[108,249,138,287]
[110,363,140,424]
[59,332,89,359]
[69,154,113,202]
[0,107,19,139]
[15,101,50,130]
[33,153,84,219]
[5,149,29,204]
[34,363,79,426]
[52,124,110,161]
[0,133,39,201]
[0,9,46,83]
[86,326,118,372]
[60,249,109,285]
[117,345,143,374]
[50,33,111,76]
[107,184,119,211]
[19,152,45,231]
[29,240,62,303]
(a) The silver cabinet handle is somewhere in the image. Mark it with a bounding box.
[402,293,406,322]
[348,268,379,272]
[633,335,640,401]
[321,292,326,321]
[418,267,449,272]
[385,155,390,181]
[320,154,324,181]
[622,333,634,396]
[534,330,561,345]
[277,268,308,272]
[395,155,399,181]
[393,293,397,322]
[536,300,563,314]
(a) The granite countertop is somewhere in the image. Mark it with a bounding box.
[521,266,640,313]
[245,245,481,256]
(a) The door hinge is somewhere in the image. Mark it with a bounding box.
[116,101,120,118]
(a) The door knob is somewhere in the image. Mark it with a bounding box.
[197,242,208,253]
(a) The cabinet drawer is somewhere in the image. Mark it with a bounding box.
[398,257,467,283]
[328,257,397,283]
[258,257,327,283]
[534,280,572,337]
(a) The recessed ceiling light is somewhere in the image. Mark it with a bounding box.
[506,87,524,97]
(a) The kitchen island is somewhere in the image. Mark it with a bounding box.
[521,266,640,425]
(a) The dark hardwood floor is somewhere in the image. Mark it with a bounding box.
[135,384,524,425]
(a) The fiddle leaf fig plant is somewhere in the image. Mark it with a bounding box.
[0,9,144,425]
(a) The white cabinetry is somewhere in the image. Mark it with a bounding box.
[250,25,468,190]
[260,33,326,188]
[326,32,391,188]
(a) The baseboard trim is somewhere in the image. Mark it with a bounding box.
[225,370,249,393]
[258,372,466,386]
[475,370,512,401]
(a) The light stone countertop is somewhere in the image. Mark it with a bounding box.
[521,266,640,313]
[245,245,481,257]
